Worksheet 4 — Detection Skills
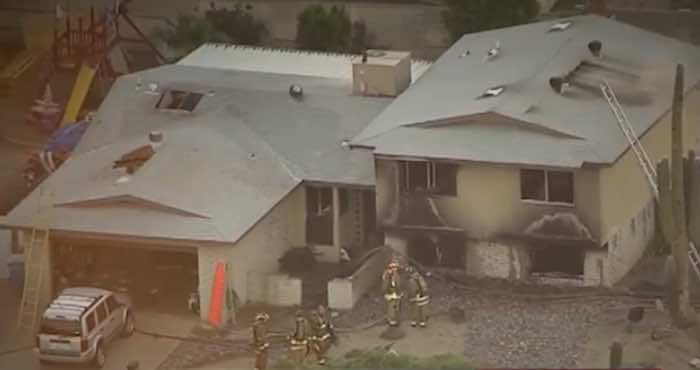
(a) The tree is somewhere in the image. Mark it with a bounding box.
[155,6,267,58]
[296,5,352,52]
[442,0,540,42]
[205,5,268,46]
[154,15,221,56]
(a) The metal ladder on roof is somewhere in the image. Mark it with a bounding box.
[689,242,700,281]
[600,80,659,199]
[17,190,52,334]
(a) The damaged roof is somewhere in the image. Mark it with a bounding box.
[352,15,700,168]
[2,63,390,244]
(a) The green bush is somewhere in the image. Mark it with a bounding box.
[442,0,540,42]
[205,5,268,46]
[155,5,267,57]
[296,5,353,52]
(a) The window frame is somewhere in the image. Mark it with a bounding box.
[399,160,457,196]
[520,169,574,206]
[95,301,108,325]
[105,295,120,314]
[85,310,97,332]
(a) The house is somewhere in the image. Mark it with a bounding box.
[350,15,700,286]
[0,44,432,322]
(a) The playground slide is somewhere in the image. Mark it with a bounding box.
[61,63,97,126]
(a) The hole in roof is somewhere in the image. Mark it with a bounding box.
[477,86,504,99]
[155,90,203,112]
[548,21,572,32]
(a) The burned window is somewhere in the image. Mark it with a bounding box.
[547,171,574,204]
[307,186,333,216]
[521,169,546,201]
[521,169,574,204]
[399,161,457,196]
[156,90,203,112]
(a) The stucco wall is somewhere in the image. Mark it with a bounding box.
[376,159,601,241]
[599,86,700,242]
[598,86,700,284]
[328,247,391,309]
[198,185,304,322]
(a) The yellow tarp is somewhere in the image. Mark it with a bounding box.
[61,63,97,125]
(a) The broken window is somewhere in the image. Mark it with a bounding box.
[520,169,574,204]
[399,161,457,196]
[306,186,333,245]
[156,90,203,112]
[307,186,333,216]
[548,171,574,204]
[521,169,546,201]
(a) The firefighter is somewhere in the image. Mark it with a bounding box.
[252,312,270,370]
[407,266,430,327]
[310,305,334,365]
[288,310,310,366]
[382,258,403,327]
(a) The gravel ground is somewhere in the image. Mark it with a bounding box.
[333,269,625,368]
[461,297,622,368]
[157,269,627,369]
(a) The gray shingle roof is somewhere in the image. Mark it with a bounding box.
[3,64,390,243]
[352,15,700,168]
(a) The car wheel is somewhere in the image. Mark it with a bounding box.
[122,313,135,338]
[93,343,106,369]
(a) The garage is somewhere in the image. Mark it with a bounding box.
[51,238,199,315]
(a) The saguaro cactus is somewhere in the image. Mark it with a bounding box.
[609,340,623,368]
[656,64,697,327]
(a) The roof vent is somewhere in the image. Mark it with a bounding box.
[289,84,303,99]
[548,21,572,32]
[483,41,501,63]
[478,86,504,99]
[149,131,163,151]
[146,83,160,95]
[549,77,571,94]
[588,40,602,58]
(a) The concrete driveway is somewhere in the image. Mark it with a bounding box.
[0,279,199,370]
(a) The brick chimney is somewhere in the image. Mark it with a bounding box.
[585,0,609,16]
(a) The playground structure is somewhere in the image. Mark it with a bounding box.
[18,1,165,189]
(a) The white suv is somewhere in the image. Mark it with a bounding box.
[37,287,135,368]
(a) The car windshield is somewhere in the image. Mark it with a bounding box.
[40,319,81,336]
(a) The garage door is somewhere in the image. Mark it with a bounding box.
[52,238,198,315]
